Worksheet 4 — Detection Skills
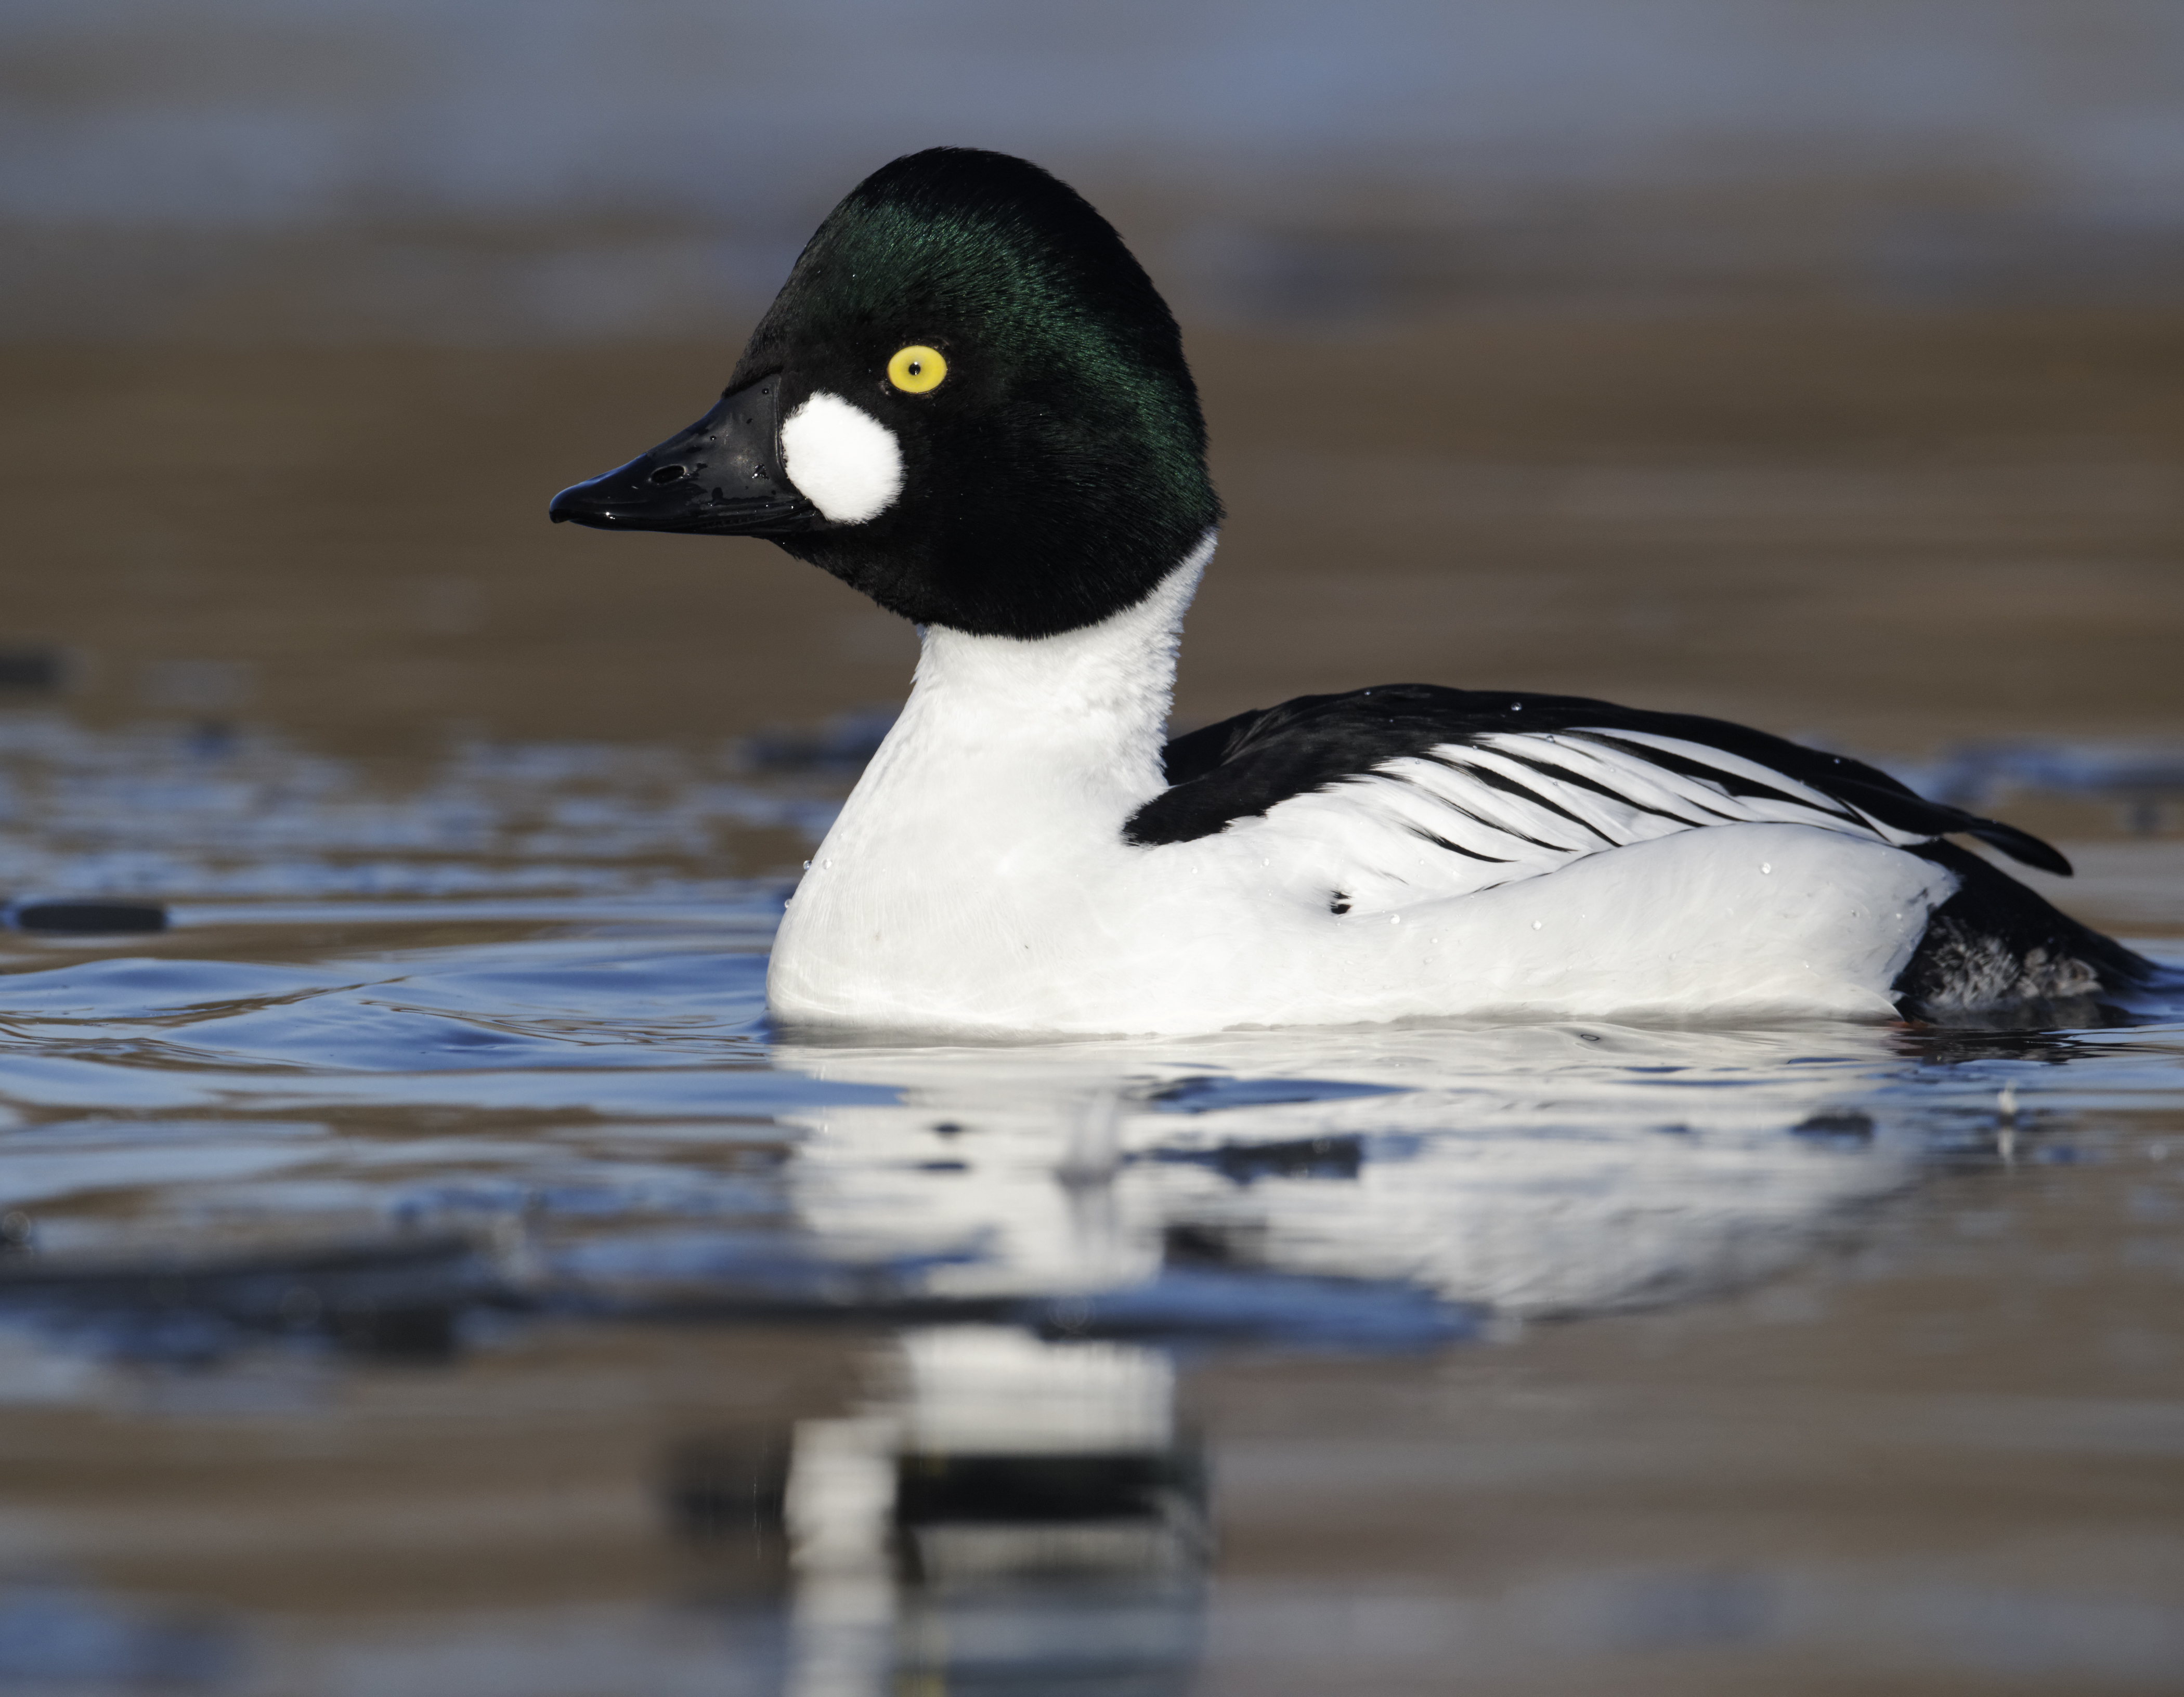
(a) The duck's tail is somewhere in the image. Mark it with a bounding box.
[1893,840,2168,1025]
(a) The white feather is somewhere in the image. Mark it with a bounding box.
[781,391,903,524]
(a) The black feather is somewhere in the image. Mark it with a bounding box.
[1894,842,2154,1017]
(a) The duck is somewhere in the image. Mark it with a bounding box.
[550,147,2153,1037]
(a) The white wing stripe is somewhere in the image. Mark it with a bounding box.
[1390,760,1600,853]
[1363,775,1537,859]
[1236,722,1949,917]
[1480,736,1739,827]
[1560,730,1931,850]
[1459,742,1711,835]
[1564,728,1853,815]
[1422,747,1621,843]
[1555,734,1869,834]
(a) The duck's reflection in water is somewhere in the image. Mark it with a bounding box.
[667,1326,1205,1697]
[771,1020,1949,1329]
[650,1021,1998,1692]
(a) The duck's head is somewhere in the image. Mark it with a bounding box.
[549,148,1220,639]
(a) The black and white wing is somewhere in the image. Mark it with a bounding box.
[1126,685,2154,1012]
[1128,685,2064,897]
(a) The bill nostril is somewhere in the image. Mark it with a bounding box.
[649,463,691,486]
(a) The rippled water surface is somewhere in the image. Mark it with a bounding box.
[0,714,2180,1695]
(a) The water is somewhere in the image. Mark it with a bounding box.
[0,715,2179,1694]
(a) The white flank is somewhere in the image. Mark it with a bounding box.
[767,530,1965,1037]
[781,391,903,523]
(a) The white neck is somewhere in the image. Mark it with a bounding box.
[897,531,1214,804]
[774,532,1217,1015]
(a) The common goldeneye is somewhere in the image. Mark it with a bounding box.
[551,147,2151,1035]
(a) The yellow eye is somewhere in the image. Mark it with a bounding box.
[887,344,947,393]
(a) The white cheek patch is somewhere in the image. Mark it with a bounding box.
[781,391,904,524]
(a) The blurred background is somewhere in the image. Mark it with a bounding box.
[10,0,2184,337]
[2,0,2180,843]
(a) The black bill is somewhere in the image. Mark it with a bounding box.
[548,375,822,536]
